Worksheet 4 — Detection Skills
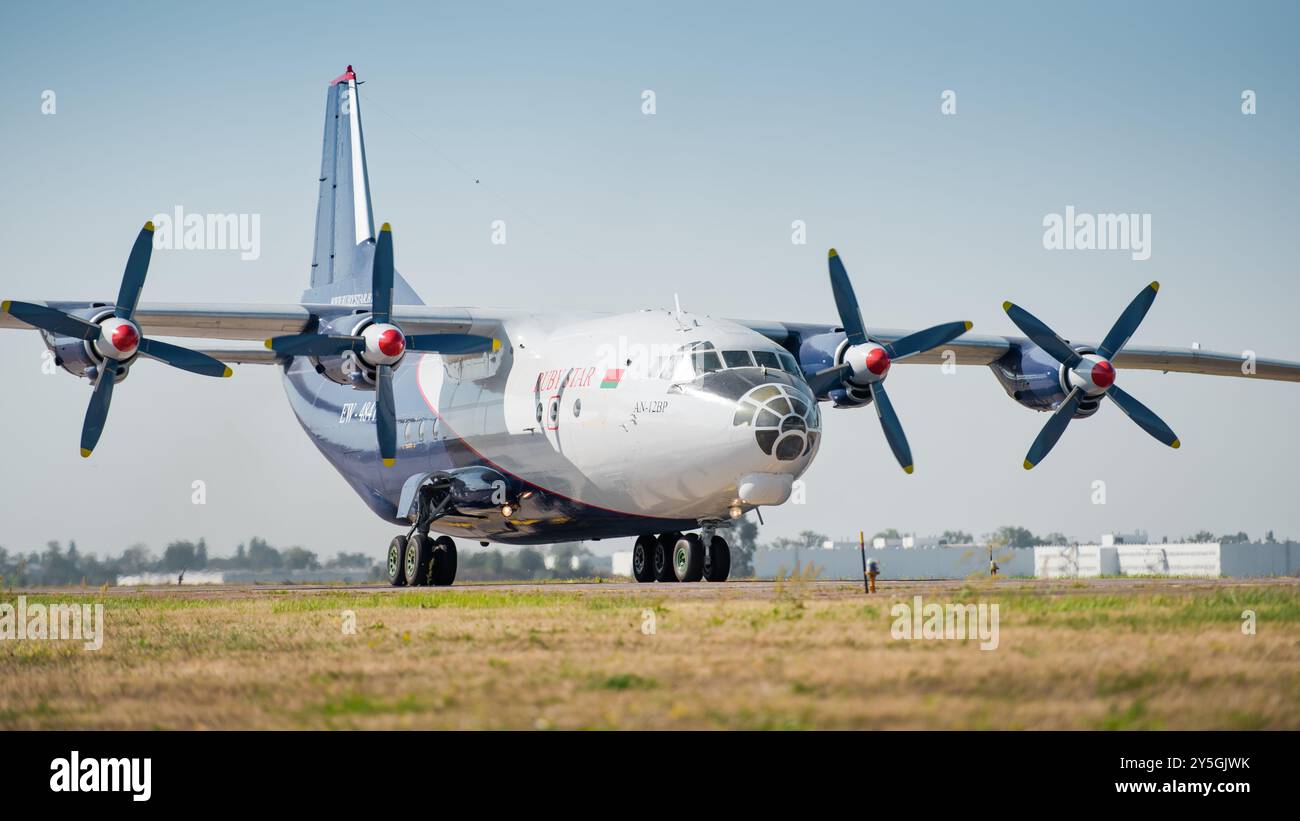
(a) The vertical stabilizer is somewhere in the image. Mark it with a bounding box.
[304,66,422,306]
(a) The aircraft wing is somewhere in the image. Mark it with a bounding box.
[736,319,1300,383]
[0,300,496,364]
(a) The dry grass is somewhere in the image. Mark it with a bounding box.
[1,577,1297,729]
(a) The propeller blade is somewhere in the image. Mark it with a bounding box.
[372,223,394,323]
[805,363,851,395]
[405,333,500,355]
[1023,387,1083,469]
[376,363,396,467]
[115,222,155,319]
[137,338,232,378]
[827,249,869,346]
[868,381,913,474]
[264,334,365,357]
[80,366,118,458]
[884,320,973,361]
[2,300,99,340]
[1002,302,1082,368]
[1097,281,1159,360]
[1106,384,1180,449]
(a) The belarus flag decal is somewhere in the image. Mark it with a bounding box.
[600,369,624,389]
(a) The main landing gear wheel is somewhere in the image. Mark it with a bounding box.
[404,534,433,586]
[431,536,458,586]
[673,533,705,583]
[654,532,681,582]
[704,536,731,582]
[632,535,657,583]
[387,535,408,587]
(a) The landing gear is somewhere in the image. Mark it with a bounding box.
[404,533,434,586]
[673,533,705,582]
[637,529,731,583]
[390,532,457,587]
[704,536,731,582]
[654,532,681,582]
[388,477,459,587]
[632,535,657,583]
[387,535,408,586]
[430,536,457,586]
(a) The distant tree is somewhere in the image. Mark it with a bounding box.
[281,547,320,571]
[118,544,155,574]
[873,528,902,541]
[1220,531,1249,544]
[162,540,198,572]
[247,537,282,571]
[1265,530,1276,544]
[195,538,209,568]
[1041,532,1069,545]
[940,530,973,544]
[1184,530,1216,543]
[797,530,830,548]
[731,515,759,577]
[996,526,1039,548]
[516,548,545,577]
[327,552,373,569]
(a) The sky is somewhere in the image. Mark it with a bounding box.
[0,1,1297,559]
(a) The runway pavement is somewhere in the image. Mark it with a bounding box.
[62,574,1300,601]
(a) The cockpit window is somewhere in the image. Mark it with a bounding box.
[660,342,803,381]
[692,349,722,375]
[776,351,801,376]
[722,350,753,368]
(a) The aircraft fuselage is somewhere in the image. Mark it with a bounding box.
[282,309,821,544]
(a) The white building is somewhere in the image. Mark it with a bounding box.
[1036,540,1299,578]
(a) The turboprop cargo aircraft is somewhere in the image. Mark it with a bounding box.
[4,67,1299,587]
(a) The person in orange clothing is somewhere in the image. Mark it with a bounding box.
[866,557,880,593]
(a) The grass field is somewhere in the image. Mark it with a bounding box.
[2,577,1297,729]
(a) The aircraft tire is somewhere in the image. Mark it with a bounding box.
[431,536,458,586]
[654,532,681,582]
[632,535,657,583]
[387,535,408,587]
[673,533,705,583]
[704,536,731,582]
[405,534,434,586]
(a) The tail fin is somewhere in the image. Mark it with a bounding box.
[303,66,423,306]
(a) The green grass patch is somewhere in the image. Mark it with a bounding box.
[589,673,659,691]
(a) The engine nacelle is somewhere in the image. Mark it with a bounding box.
[797,331,873,408]
[310,312,388,388]
[990,341,1102,419]
[41,305,134,384]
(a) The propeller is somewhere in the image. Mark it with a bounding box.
[265,223,498,467]
[808,248,973,474]
[2,221,232,457]
[1004,281,1179,469]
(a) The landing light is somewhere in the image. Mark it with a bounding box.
[500,505,513,517]
[728,505,743,519]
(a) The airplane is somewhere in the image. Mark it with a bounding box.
[4,66,1299,588]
